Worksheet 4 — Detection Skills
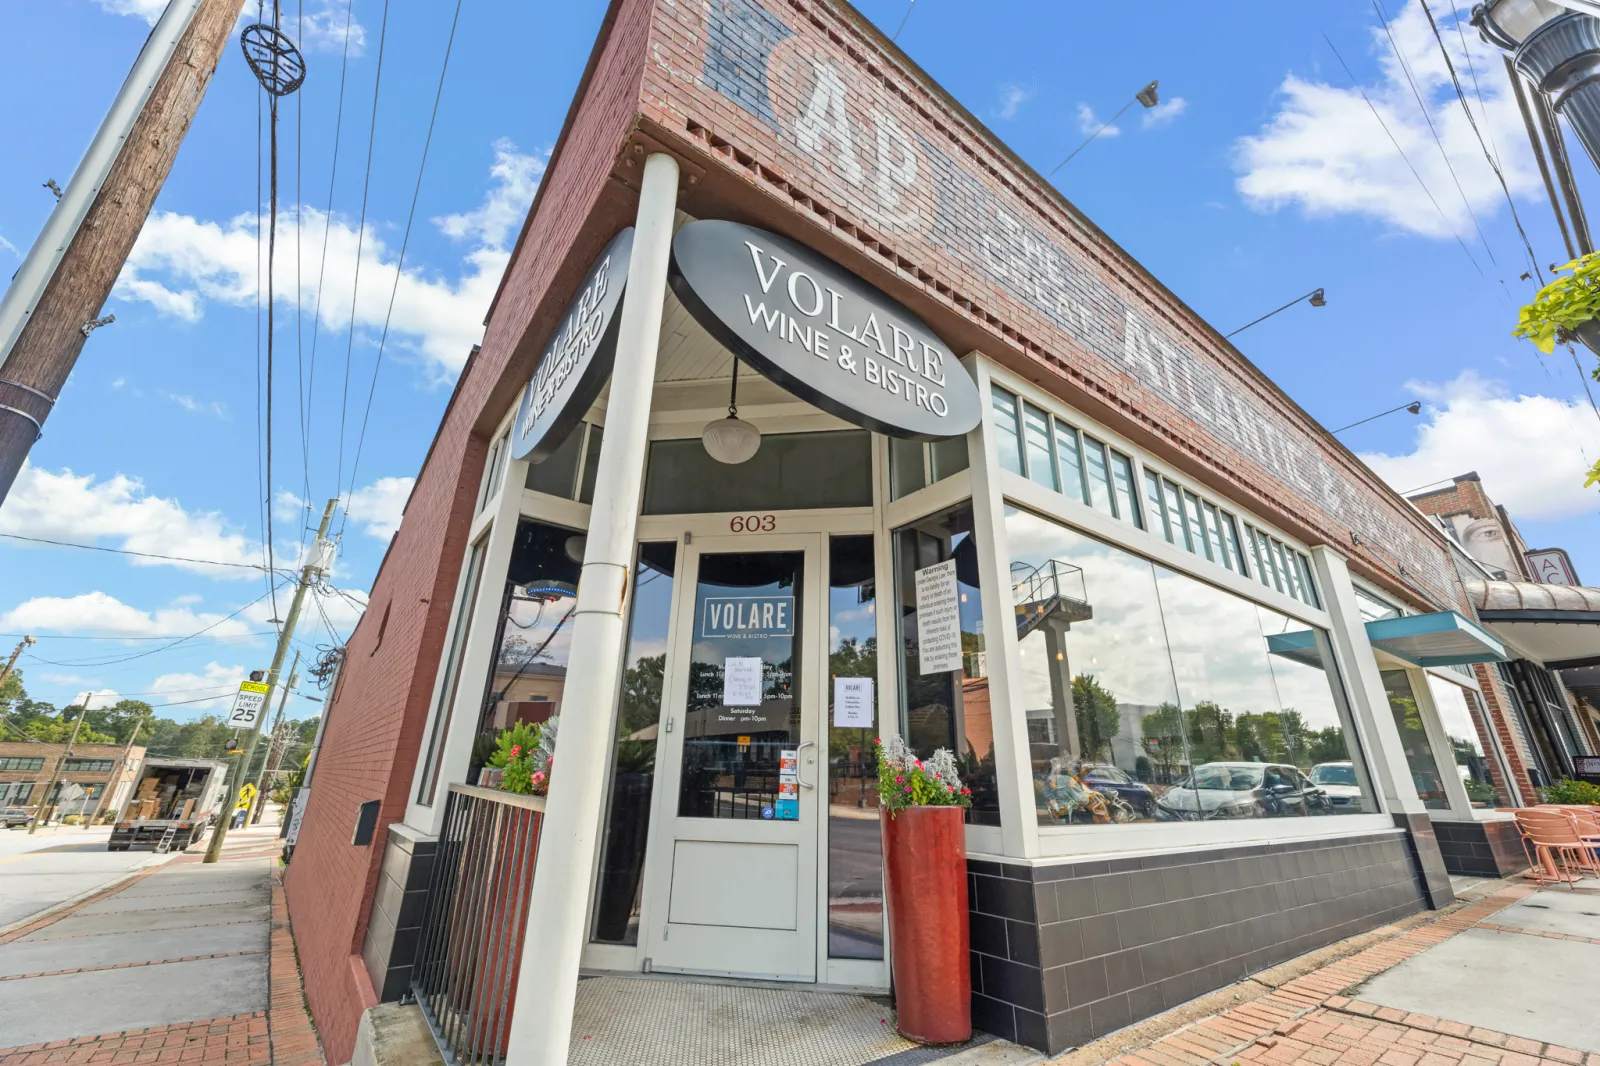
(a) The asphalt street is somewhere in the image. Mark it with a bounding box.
[0,826,166,930]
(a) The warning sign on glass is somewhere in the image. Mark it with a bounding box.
[914,560,962,675]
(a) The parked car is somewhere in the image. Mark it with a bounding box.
[1,807,33,829]
[1309,762,1365,813]
[1156,762,1328,820]
[1080,763,1158,817]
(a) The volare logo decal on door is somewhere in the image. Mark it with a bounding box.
[701,595,795,638]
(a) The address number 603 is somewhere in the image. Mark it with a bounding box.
[729,514,776,533]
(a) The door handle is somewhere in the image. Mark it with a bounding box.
[796,740,816,790]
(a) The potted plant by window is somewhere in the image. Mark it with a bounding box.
[876,736,973,1046]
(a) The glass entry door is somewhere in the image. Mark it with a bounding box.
[643,534,824,980]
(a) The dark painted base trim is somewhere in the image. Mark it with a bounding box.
[967,829,1431,1055]
[1432,817,1528,878]
[362,827,438,1002]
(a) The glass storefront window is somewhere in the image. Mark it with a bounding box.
[890,435,972,500]
[1054,420,1087,505]
[593,543,676,945]
[1083,438,1114,515]
[1144,471,1170,543]
[992,388,1024,476]
[1023,402,1057,492]
[643,430,871,513]
[524,423,585,499]
[929,435,969,482]
[1381,670,1450,810]
[893,503,999,825]
[827,535,883,959]
[1426,675,1502,808]
[417,538,488,805]
[1005,505,1376,827]
[1109,451,1142,530]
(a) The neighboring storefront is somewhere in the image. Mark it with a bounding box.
[281,0,1526,1059]
[0,741,145,821]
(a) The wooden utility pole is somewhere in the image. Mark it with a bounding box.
[249,649,298,824]
[0,0,240,503]
[27,694,97,834]
[86,704,152,829]
[0,636,34,690]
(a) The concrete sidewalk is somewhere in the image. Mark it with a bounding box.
[0,823,322,1065]
[1054,876,1600,1066]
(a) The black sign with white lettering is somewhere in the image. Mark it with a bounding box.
[511,227,634,462]
[669,220,980,439]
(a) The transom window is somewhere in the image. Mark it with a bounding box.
[61,758,115,773]
[991,386,1143,530]
[0,757,45,771]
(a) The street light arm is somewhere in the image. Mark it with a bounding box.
[1049,96,1140,176]
[1329,401,1423,435]
[1223,289,1325,339]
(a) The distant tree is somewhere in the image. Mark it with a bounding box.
[1306,726,1349,765]
[1071,674,1120,761]
[22,712,114,745]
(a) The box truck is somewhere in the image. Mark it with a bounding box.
[108,756,230,851]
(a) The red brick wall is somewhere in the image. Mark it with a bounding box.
[638,0,1463,613]
[279,0,655,1059]
[1472,662,1538,805]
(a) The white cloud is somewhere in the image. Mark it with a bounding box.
[1142,96,1188,129]
[93,0,169,21]
[113,140,545,378]
[345,476,414,540]
[1358,372,1600,522]
[434,139,548,249]
[38,672,96,687]
[72,687,123,709]
[0,591,259,638]
[1076,103,1120,138]
[0,234,18,257]
[997,84,1033,121]
[1235,1,1538,238]
[163,392,227,418]
[0,463,264,578]
[96,0,361,52]
[146,662,253,713]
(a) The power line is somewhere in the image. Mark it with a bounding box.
[0,532,295,574]
[1371,1,1498,270]
[263,0,286,632]
[1323,33,1485,278]
[20,583,286,669]
[342,0,465,534]
[295,0,309,552]
[303,0,359,522]
[336,0,394,497]
[891,0,915,41]
[0,631,277,642]
[1416,0,1544,284]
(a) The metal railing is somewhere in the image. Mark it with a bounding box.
[410,783,545,1066]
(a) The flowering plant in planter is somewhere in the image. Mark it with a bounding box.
[485,717,558,796]
[875,736,971,813]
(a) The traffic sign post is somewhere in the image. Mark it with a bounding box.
[227,680,271,728]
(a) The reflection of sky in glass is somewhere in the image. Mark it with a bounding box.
[623,559,676,664]
[1156,566,1280,716]
[1006,508,1178,710]
[500,592,577,669]
[1255,608,1343,732]
[1427,675,1484,757]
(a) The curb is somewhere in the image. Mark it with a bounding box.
[0,851,177,943]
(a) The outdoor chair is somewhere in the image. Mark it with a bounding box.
[1539,804,1600,864]
[1512,808,1600,887]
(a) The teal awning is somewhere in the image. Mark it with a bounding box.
[1266,629,1321,667]
[1363,611,1506,667]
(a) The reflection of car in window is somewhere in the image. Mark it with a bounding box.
[1156,762,1330,820]
[1079,763,1156,816]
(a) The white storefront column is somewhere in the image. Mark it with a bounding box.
[505,151,680,1066]
[1310,546,1453,907]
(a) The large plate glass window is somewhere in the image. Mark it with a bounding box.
[1425,675,1504,808]
[1005,505,1376,826]
[592,543,677,945]
[893,503,999,825]
[1381,671,1450,809]
[827,535,883,959]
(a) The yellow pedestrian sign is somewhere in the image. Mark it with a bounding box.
[237,783,258,810]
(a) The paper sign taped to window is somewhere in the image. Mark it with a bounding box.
[914,560,963,674]
[833,676,874,727]
[723,656,764,706]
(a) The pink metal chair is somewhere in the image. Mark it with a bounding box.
[1513,808,1599,887]
[1540,805,1600,865]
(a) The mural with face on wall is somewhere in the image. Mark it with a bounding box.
[1447,515,1522,578]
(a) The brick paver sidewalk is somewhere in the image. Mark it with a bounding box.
[1091,883,1596,1066]
[0,854,321,1065]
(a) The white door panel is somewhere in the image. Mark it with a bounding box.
[668,839,799,929]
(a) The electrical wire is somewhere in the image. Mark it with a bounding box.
[341,0,465,536]
[303,0,358,522]
[1323,33,1485,278]
[19,583,287,669]
[0,532,296,575]
[294,0,311,567]
[335,0,394,498]
[0,632,278,642]
[254,11,272,635]
[264,0,285,631]
[1416,0,1544,284]
[891,0,915,41]
[1371,1,1498,270]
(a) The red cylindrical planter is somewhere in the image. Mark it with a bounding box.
[881,806,972,1045]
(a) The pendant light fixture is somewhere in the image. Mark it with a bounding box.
[701,357,761,464]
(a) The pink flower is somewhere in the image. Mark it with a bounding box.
[894,775,904,783]
[904,785,912,793]
[947,785,956,792]
[509,745,521,758]
[915,759,923,768]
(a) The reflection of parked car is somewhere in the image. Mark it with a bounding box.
[1156,762,1327,820]
[1309,762,1364,813]
[1,807,32,829]
[1080,763,1157,817]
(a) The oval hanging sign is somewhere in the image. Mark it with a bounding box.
[669,220,980,439]
[511,227,634,462]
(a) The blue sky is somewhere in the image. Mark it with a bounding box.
[0,0,1596,720]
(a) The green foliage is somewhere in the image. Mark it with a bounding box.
[469,730,499,769]
[1464,778,1497,804]
[1071,674,1120,761]
[487,720,542,769]
[1541,778,1600,805]
[1513,253,1600,353]
[20,713,114,744]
